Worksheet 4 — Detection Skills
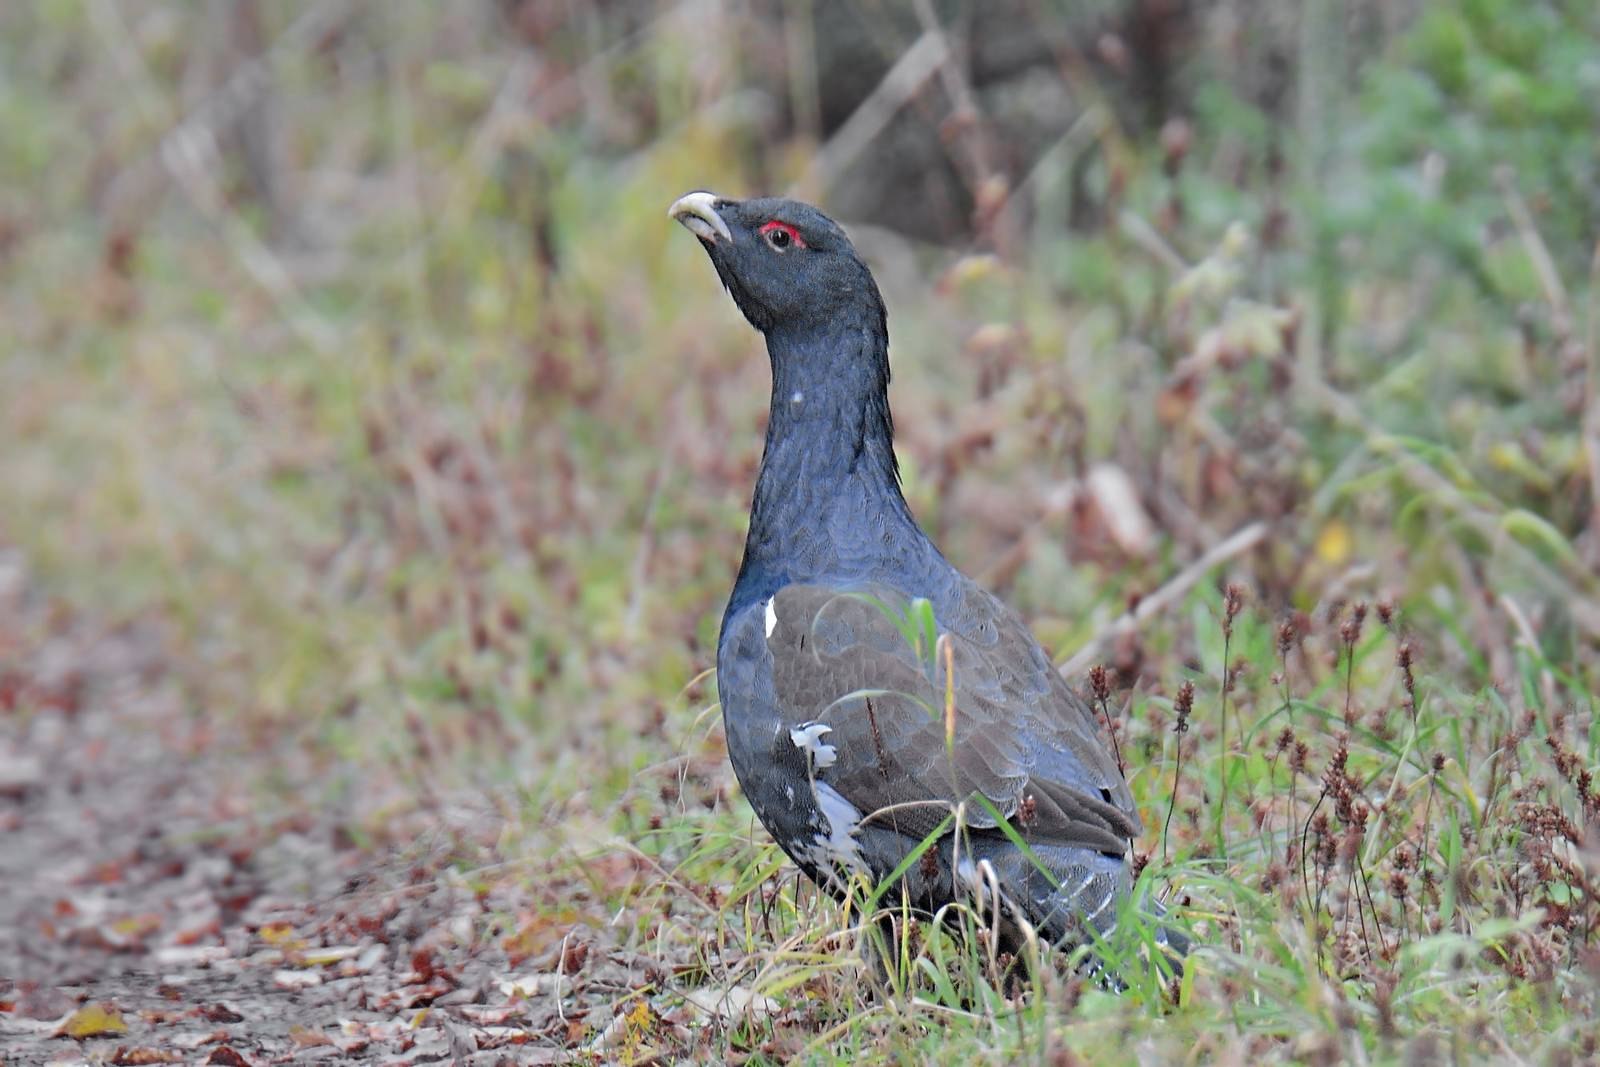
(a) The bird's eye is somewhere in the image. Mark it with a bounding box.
[758,220,805,251]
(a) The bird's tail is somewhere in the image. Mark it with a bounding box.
[965,838,1190,980]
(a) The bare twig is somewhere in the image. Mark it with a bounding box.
[1059,521,1269,677]
[1500,594,1557,713]
[790,30,949,197]
[1443,541,1517,710]
[1494,166,1571,332]
[1118,210,1189,274]
[907,0,1015,252]
[1584,240,1600,570]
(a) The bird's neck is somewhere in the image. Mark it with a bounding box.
[734,317,923,599]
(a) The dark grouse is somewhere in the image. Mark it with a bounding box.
[669,190,1183,970]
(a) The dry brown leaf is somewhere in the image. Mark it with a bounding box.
[682,985,780,1020]
[110,1047,181,1065]
[289,1024,334,1047]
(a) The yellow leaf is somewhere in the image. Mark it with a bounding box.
[945,254,1003,288]
[57,1003,128,1039]
[1315,521,1351,565]
[259,921,302,949]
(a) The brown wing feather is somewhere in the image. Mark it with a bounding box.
[765,583,1138,854]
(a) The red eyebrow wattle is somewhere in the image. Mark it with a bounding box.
[758,220,806,247]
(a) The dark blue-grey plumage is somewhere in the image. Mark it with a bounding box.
[670,191,1174,961]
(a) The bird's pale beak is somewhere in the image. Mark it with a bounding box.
[668,190,732,244]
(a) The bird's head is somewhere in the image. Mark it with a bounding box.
[668,191,883,336]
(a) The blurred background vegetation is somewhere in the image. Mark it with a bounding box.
[3,0,1598,1060]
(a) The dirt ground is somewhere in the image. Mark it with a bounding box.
[0,548,667,1065]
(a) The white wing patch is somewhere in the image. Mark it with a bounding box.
[764,597,778,638]
[811,781,865,872]
[788,721,837,769]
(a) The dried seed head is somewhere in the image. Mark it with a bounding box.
[1262,862,1286,891]
[1276,619,1296,657]
[1174,680,1195,732]
[1376,599,1395,628]
[1339,616,1359,648]
[1089,664,1111,704]
[1223,584,1245,638]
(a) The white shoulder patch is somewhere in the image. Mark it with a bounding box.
[764,597,778,638]
[788,721,837,769]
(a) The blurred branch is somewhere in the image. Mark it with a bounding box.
[1058,520,1269,678]
[1000,103,1107,241]
[909,0,1014,251]
[94,0,350,356]
[1293,0,1342,408]
[790,29,948,198]
[1118,209,1188,273]
[1587,241,1600,570]
[1495,165,1571,334]
[783,0,821,142]
[1500,594,1557,713]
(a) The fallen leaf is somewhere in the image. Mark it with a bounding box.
[682,985,780,1020]
[351,943,387,973]
[499,973,570,998]
[472,1025,532,1047]
[56,1003,128,1040]
[204,1048,252,1066]
[289,1025,333,1048]
[109,914,163,943]
[301,945,362,966]
[153,945,229,967]
[558,938,589,974]
[110,1047,181,1064]
[272,969,322,990]
[258,922,303,950]
[455,1004,517,1025]
[588,1000,658,1054]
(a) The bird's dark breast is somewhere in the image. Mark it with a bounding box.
[715,601,847,884]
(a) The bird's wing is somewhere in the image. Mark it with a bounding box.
[764,582,1139,855]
